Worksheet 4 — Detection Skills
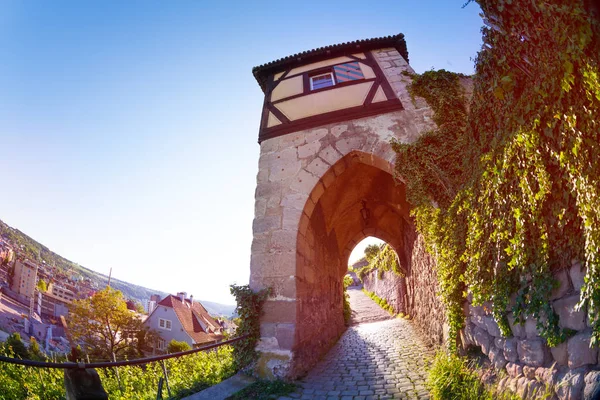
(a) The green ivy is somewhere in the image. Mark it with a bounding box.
[393,0,600,349]
[229,285,272,370]
[356,244,404,281]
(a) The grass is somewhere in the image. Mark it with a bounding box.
[226,380,297,400]
[362,289,396,316]
[426,351,554,400]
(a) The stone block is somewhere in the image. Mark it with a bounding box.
[269,158,301,182]
[518,339,546,367]
[309,181,325,203]
[525,318,540,338]
[508,313,527,338]
[568,331,598,369]
[550,341,569,367]
[251,234,270,254]
[306,157,330,178]
[551,269,571,300]
[584,371,600,400]
[570,261,586,291]
[495,337,505,350]
[262,300,297,323]
[489,346,508,370]
[335,136,365,156]
[523,366,536,379]
[281,192,309,211]
[516,376,529,398]
[473,326,492,355]
[504,338,519,363]
[282,207,302,231]
[290,169,319,194]
[270,229,297,251]
[305,128,328,143]
[275,323,296,350]
[484,316,503,337]
[331,124,349,138]
[506,362,523,378]
[253,215,281,234]
[556,369,585,400]
[471,314,487,330]
[319,145,343,166]
[555,295,587,331]
[536,366,560,388]
[298,140,321,159]
[469,303,485,317]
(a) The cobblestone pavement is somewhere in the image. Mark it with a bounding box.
[279,289,433,400]
[347,287,393,326]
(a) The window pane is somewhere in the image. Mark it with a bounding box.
[334,62,365,83]
[310,73,334,90]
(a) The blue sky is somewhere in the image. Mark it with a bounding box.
[0,1,483,304]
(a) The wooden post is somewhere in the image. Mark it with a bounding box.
[160,360,172,398]
[64,368,108,400]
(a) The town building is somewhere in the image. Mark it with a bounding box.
[10,259,39,303]
[48,283,76,302]
[40,291,71,318]
[144,292,223,353]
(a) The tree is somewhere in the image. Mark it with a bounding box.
[28,337,44,361]
[364,244,380,262]
[68,287,142,360]
[5,333,29,359]
[167,339,191,354]
[36,279,47,292]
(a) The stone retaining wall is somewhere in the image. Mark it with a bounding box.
[361,229,446,347]
[461,261,599,399]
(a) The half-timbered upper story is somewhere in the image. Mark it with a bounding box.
[252,34,408,143]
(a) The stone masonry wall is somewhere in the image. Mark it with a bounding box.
[461,261,599,399]
[360,229,446,347]
[405,233,447,347]
[362,269,407,315]
[250,47,437,378]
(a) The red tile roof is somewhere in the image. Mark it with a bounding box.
[157,295,223,345]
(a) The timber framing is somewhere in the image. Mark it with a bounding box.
[255,39,406,143]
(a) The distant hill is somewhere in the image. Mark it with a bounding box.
[0,218,235,316]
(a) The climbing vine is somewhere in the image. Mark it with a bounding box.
[393,0,600,349]
[229,284,272,369]
[356,244,404,281]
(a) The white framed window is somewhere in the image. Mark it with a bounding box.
[158,318,172,330]
[310,72,335,90]
[157,339,166,350]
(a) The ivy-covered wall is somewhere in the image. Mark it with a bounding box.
[392,0,600,397]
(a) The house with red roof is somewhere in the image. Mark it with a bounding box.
[144,292,223,353]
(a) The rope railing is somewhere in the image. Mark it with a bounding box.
[0,334,249,369]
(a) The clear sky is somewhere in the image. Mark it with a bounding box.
[0,1,483,305]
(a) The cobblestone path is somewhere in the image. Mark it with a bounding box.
[280,289,433,400]
[347,287,393,325]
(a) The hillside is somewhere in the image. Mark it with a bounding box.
[0,218,235,315]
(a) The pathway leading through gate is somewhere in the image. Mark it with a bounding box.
[280,287,433,400]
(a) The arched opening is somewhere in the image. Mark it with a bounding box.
[293,151,415,374]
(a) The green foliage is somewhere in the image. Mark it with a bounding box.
[364,244,380,262]
[363,289,395,316]
[36,279,47,293]
[5,332,30,360]
[356,244,404,281]
[69,287,143,360]
[0,342,235,399]
[427,352,523,400]
[226,379,297,400]
[167,340,191,354]
[394,0,600,349]
[343,289,352,326]
[229,284,272,370]
[343,275,354,289]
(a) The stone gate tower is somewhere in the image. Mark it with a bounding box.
[250,34,436,378]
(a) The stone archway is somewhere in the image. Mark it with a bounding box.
[248,108,439,378]
[292,151,413,372]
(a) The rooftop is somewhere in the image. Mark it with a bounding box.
[252,33,408,92]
